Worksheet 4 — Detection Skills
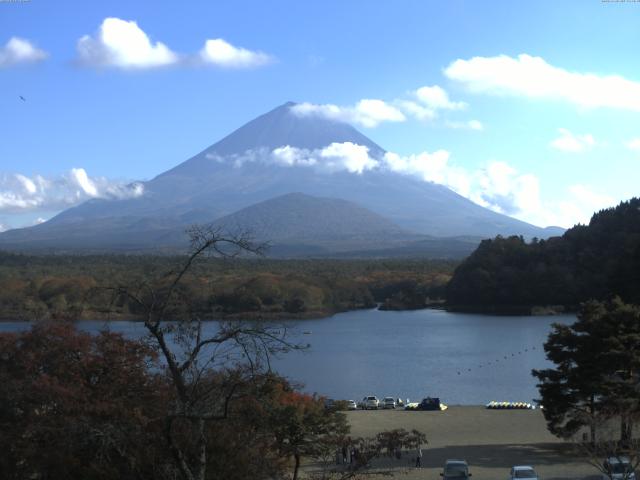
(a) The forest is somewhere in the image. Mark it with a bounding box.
[0,228,431,480]
[446,198,640,312]
[0,252,455,321]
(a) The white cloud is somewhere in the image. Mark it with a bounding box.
[472,161,541,215]
[550,128,596,153]
[0,222,7,233]
[445,53,640,112]
[398,85,467,122]
[76,18,275,71]
[70,168,99,197]
[379,151,609,228]
[210,143,613,229]
[34,217,46,225]
[290,85,477,129]
[445,119,484,131]
[626,138,640,152]
[271,143,379,174]
[268,144,538,222]
[396,101,436,121]
[382,150,472,197]
[0,169,144,213]
[469,164,616,229]
[0,37,47,67]
[271,146,317,167]
[467,120,483,131]
[415,85,467,111]
[320,142,378,173]
[77,17,178,69]
[199,38,272,68]
[291,100,406,128]
[526,185,616,228]
[561,185,616,224]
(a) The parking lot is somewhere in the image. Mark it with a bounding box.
[333,406,599,480]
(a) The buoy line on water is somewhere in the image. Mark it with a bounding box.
[454,345,539,376]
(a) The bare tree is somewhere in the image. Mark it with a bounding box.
[308,429,427,480]
[575,406,640,480]
[109,225,299,480]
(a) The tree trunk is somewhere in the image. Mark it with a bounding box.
[589,395,596,445]
[293,453,301,480]
[195,418,207,480]
[621,414,632,448]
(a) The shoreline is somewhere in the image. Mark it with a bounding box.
[0,302,578,323]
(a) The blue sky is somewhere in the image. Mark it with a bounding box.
[1,0,640,231]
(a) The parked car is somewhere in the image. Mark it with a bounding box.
[323,398,336,410]
[383,397,396,409]
[359,396,380,410]
[346,400,358,410]
[418,397,442,411]
[603,456,636,480]
[440,459,471,480]
[509,466,538,480]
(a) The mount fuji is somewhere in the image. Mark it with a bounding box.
[0,102,563,256]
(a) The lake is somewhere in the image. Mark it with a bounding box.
[0,308,575,405]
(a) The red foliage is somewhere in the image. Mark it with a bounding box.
[0,321,167,480]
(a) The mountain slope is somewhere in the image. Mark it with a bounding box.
[210,192,407,241]
[0,102,563,254]
[446,198,640,310]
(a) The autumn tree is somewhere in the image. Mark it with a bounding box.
[265,382,349,480]
[0,321,167,480]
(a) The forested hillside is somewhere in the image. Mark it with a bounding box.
[0,253,454,321]
[446,198,640,312]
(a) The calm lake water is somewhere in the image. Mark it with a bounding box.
[0,308,575,405]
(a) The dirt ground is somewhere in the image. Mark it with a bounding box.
[308,406,601,480]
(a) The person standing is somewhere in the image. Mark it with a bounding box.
[415,445,422,467]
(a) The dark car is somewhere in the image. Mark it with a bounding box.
[418,397,442,411]
[441,459,471,480]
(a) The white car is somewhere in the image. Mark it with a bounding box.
[509,466,538,480]
[346,400,358,410]
[383,397,396,409]
[360,396,380,410]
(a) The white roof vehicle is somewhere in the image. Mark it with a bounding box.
[360,396,380,409]
[510,466,538,480]
[383,397,396,408]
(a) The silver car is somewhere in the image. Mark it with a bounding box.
[360,396,380,410]
[510,466,538,480]
[383,397,396,409]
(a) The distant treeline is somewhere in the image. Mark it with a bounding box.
[446,198,640,312]
[0,253,455,321]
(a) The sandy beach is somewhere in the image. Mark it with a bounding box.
[312,406,600,480]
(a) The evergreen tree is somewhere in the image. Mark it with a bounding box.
[533,298,640,443]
